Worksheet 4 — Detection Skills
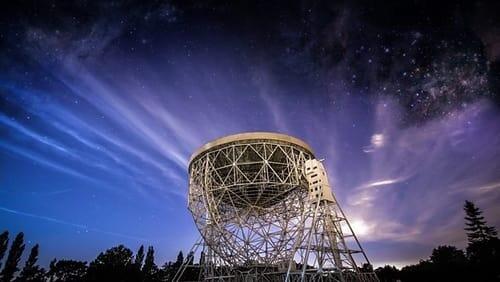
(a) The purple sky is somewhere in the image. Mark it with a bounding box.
[1,1,499,269]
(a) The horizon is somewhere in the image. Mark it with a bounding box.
[1,0,500,272]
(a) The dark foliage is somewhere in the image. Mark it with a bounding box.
[0,199,498,281]
[142,246,158,282]
[466,238,500,281]
[360,263,374,272]
[159,261,177,281]
[85,245,141,282]
[15,244,45,282]
[0,232,8,270]
[134,245,144,271]
[464,200,498,244]
[47,259,87,282]
[375,200,499,282]
[0,232,25,282]
[174,251,183,268]
[463,200,500,281]
[429,245,466,265]
[374,265,399,282]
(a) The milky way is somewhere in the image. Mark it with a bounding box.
[1,1,500,268]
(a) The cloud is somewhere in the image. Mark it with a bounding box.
[361,178,404,189]
[0,141,93,182]
[0,206,152,242]
[1,4,499,266]
[0,114,73,156]
[363,133,385,153]
[346,99,500,245]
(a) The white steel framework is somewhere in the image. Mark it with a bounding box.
[175,132,379,282]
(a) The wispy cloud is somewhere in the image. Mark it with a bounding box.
[361,178,405,189]
[1,81,188,198]
[1,18,499,267]
[0,141,93,181]
[57,67,190,171]
[0,114,73,156]
[346,99,500,244]
[0,206,152,242]
[472,181,500,194]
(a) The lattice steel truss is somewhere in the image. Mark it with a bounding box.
[176,133,379,282]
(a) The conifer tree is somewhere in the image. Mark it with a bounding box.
[142,246,157,281]
[186,251,194,265]
[0,231,9,270]
[0,232,25,282]
[464,200,498,244]
[15,244,45,282]
[134,245,145,269]
[47,259,57,281]
[174,251,183,268]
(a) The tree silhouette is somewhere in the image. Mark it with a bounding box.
[399,260,434,282]
[374,265,399,282]
[0,231,9,270]
[0,198,497,282]
[430,245,466,265]
[463,201,500,281]
[464,200,498,244]
[360,263,374,272]
[15,244,45,282]
[174,251,183,268]
[429,245,470,281]
[0,232,25,282]
[158,262,174,282]
[142,246,158,282]
[86,245,137,282]
[47,259,87,282]
[134,245,145,270]
[186,251,194,265]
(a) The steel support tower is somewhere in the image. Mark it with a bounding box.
[174,132,379,282]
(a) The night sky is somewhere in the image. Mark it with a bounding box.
[1,0,500,268]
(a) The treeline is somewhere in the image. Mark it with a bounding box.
[0,200,498,282]
[375,200,500,282]
[0,231,195,282]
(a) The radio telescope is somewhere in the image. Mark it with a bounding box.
[174,132,379,282]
